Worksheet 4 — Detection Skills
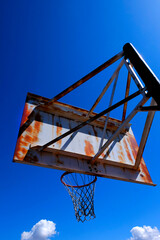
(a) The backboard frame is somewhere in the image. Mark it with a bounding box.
[13,92,154,186]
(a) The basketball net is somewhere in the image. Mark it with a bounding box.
[61,172,97,222]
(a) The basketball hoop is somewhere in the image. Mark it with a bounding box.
[14,43,158,223]
[61,172,97,222]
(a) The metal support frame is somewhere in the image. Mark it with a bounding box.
[99,72,119,149]
[88,58,124,115]
[31,43,159,170]
[134,98,157,169]
[91,94,149,165]
[124,59,145,94]
[39,88,144,151]
[122,71,131,121]
[44,51,124,105]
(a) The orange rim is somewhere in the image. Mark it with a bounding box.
[61,172,97,188]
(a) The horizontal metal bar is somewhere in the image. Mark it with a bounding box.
[123,43,160,105]
[19,147,155,186]
[91,95,149,165]
[138,106,160,111]
[46,51,124,104]
[39,88,146,151]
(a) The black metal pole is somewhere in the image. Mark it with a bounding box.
[123,43,160,105]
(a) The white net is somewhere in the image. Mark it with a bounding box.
[61,172,97,222]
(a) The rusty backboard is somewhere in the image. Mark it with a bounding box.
[13,92,154,186]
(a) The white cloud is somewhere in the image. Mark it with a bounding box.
[129,225,160,240]
[21,219,57,240]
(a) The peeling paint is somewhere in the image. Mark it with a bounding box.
[20,103,35,126]
[56,122,62,147]
[84,140,95,156]
[139,159,152,183]
[14,109,42,161]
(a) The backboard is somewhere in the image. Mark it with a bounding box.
[13,92,154,186]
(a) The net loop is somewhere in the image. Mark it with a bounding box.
[61,172,97,222]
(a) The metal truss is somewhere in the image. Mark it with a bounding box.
[35,43,160,170]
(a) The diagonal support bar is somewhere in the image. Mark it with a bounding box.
[88,58,124,115]
[134,98,157,169]
[124,59,145,94]
[39,88,145,152]
[91,95,149,165]
[122,71,131,121]
[45,51,124,105]
[99,72,119,149]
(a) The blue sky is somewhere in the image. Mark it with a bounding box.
[1,0,160,239]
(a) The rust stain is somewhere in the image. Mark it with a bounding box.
[139,158,152,183]
[25,135,33,143]
[25,113,42,142]
[20,103,35,126]
[21,147,27,154]
[34,121,41,142]
[117,144,125,163]
[101,152,105,158]
[14,114,42,161]
[14,136,28,161]
[56,122,62,147]
[122,136,134,164]
[27,125,33,134]
[118,155,124,163]
[126,132,139,160]
[126,133,152,184]
[84,140,95,156]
